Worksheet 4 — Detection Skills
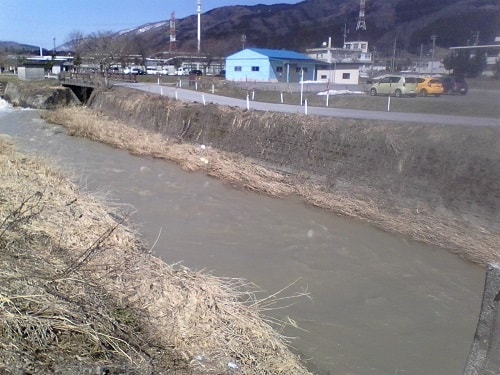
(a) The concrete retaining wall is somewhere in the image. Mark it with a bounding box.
[3,81,80,109]
[463,263,500,375]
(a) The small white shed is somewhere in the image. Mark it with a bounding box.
[18,62,45,81]
[316,68,360,85]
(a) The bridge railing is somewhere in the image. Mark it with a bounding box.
[59,72,138,87]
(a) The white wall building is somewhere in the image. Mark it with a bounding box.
[306,39,372,64]
[306,39,373,84]
[315,67,360,84]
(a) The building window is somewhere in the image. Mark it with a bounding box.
[234,66,242,72]
[251,66,259,71]
[342,73,351,79]
[321,75,327,79]
[276,66,283,72]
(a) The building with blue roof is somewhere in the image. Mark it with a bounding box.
[225,48,317,83]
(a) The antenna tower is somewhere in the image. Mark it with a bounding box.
[356,0,367,31]
[169,12,176,51]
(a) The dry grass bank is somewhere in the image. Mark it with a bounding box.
[43,107,500,266]
[0,138,311,374]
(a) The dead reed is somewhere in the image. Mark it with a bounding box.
[43,107,500,266]
[0,138,311,374]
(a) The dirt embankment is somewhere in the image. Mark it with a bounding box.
[81,86,499,265]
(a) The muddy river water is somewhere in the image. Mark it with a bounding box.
[0,102,486,374]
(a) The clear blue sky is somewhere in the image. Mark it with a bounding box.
[0,0,302,49]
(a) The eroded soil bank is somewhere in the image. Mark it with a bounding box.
[73,85,499,266]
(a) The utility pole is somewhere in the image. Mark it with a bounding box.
[473,31,480,45]
[430,35,437,75]
[419,43,423,73]
[343,22,348,45]
[391,38,397,72]
[241,34,246,50]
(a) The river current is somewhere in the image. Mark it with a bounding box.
[0,101,485,374]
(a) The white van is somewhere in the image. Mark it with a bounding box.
[146,67,160,75]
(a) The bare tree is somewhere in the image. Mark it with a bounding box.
[65,30,85,70]
[65,30,85,52]
[125,33,149,69]
[80,31,126,73]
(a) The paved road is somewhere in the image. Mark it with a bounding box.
[116,82,500,127]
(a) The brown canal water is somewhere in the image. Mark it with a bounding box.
[0,103,485,375]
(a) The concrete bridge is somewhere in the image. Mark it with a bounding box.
[59,72,137,103]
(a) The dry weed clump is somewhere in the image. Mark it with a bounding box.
[43,107,500,266]
[0,138,311,374]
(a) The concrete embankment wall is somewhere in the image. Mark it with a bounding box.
[463,263,500,375]
[90,86,499,225]
[3,81,80,109]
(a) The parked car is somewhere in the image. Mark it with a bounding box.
[416,77,444,96]
[441,76,468,95]
[124,67,145,75]
[146,67,160,75]
[189,69,203,76]
[369,75,418,97]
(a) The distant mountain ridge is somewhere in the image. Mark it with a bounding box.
[115,0,499,57]
[0,41,42,54]
[2,0,499,58]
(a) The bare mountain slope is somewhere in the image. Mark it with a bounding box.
[115,0,499,57]
[2,0,498,59]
